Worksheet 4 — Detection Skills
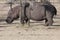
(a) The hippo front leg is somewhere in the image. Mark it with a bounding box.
[45,18,48,26]
[20,3,25,25]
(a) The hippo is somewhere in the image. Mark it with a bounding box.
[20,1,57,26]
[6,1,57,26]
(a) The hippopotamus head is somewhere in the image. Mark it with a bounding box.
[6,11,14,24]
[6,6,20,24]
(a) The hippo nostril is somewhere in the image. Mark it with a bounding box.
[5,18,13,24]
[6,19,10,24]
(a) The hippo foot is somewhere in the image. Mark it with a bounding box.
[45,23,52,26]
[27,20,30,27]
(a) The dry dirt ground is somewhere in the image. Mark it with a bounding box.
[0,2,60,40]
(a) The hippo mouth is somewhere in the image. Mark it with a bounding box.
[6,17,14,24]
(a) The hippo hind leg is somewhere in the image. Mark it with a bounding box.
[45,12,53,26]
[45,18,48,26]
[45,18,53,26]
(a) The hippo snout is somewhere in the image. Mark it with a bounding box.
[6,17,13,24]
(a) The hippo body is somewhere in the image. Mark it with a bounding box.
[21,2,57,26]
[6,1,57,26]
[26,3,46,21]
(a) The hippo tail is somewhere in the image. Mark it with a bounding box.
[44,4,57,15]
[53,6,57,15]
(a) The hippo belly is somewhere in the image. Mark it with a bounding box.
[27,4,46,21]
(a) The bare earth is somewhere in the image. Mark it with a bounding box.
[0,2,60,40]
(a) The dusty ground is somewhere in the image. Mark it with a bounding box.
[0,2,60,40]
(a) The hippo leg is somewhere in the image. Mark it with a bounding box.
[45,18,48,26]
[26,19,30,26]
[20,4,25,25]
[45,18,53,26]
[20,17,25,25]
[46,11,53,26]
[20,2,30,25]
[24,17,29,23]
[48,18,53,26]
